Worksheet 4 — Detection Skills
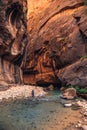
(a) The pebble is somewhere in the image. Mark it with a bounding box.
[64,103,72,107]
[84,112,87,116]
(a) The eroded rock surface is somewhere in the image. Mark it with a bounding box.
[58,59,87,87]
[0,0,28,86]
[0,58,23,86]
[24,0,87,87]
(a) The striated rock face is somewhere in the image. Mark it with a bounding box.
[24,0,87,87]
[0,58,23,86]
[0,0,28,86]
[58,59,87,87]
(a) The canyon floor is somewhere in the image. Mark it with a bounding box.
[0,85,87,130]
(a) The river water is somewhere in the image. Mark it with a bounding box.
[0,91,81,130]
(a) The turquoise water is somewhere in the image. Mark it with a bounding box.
[0,91,78,130]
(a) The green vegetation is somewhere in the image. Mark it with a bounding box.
[0,1,2,5]
[85,0,87,5]
[75,86,87,94]
[80,55,87,61]
[66,85,87,94]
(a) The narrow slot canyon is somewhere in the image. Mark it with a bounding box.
[0,1,87,130]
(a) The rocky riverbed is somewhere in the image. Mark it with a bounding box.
[0,85,87,130]
[76,100,87,130]
[60,98,87,130]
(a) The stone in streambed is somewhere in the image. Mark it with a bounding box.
[71,103,81,110]
[47,84,54,91]
[83,112,87,116]
[64,103,72,107]
[61,88,77,100]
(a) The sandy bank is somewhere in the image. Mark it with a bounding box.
[0,85,46,102]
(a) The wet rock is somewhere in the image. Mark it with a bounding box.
[71,103,81,110]
[59,98,72,106]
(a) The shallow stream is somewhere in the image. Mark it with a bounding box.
[0,91,80,130]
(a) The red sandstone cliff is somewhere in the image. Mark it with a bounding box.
[0,0,87,88]
[24,0,87,88]
[0,0,28,86]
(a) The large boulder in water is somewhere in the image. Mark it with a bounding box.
[61,88,77,99]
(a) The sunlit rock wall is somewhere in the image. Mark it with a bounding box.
[24,0,87,87]
[0,0,28,86]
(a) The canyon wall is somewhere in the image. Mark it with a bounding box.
[24,0,87,87]
[0,0,28,86]
[0,0,87,88]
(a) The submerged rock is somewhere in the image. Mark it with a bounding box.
[71,103,81,110]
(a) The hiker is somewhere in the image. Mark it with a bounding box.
[31,90,35,97]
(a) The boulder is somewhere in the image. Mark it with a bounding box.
[61,88,77,99]
[71,103,81,110]
[58,59,87,87]
[47,84,54,91]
